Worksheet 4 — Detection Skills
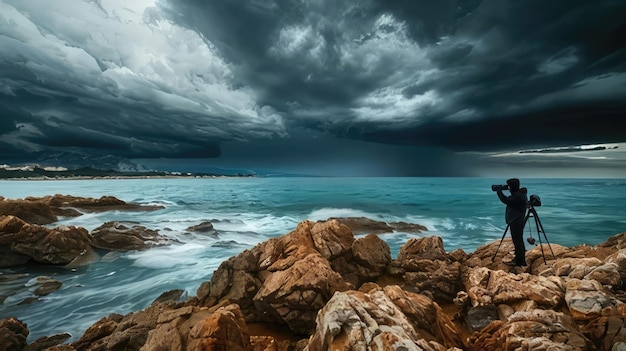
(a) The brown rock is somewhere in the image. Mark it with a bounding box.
[396,236,462,303]
[565,279,622,321]
[23,333,71,351]
[0,317,29,351]
[0,198,58,224]
[470,309,594,351]
[463,267,565,309]
[330,217,427,235]
[254,253,351,334]
[186,304,252,351]
[90,221,173,251]
[0,216,93,266]
[0,194,165,225]
[305,285,465,351]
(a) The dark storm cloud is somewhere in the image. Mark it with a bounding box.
[0,0,624,176]
[165,0,626,151]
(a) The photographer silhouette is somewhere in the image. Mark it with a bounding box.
[494,178,528,266]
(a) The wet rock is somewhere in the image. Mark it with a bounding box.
[186,221,217,236]
[0,317,29,351]
[0,194,165,225]
[331,216,427,235]
[24,333,72,351]
[91,221,174,251]
[0,215,93,266]
[29,276,63,296]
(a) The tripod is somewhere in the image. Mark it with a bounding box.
[492,205,555,265]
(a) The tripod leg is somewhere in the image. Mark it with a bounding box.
[532,212,547,265]
[492,224,510,262]
[535,213,556,259]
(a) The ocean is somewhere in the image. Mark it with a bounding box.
[1,177,625,341]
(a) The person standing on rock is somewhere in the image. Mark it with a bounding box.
[495,178,528,266]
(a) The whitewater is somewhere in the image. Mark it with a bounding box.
[1,177,625,341]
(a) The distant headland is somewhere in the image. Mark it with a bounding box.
[0,164,255,180]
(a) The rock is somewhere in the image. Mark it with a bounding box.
[330,217,426,234]
[469,309,595,351]
[0,198,58,224]
[0,195,165,225]
[396,236,462,303]
[186,304,252,351]
[0,244,31,266]
[23,333,71,351]
[0,317,29,351]
[91,221,174,251]
[463,267,565,309]
[34,278,63,296]
[198,219,392,334]
[0,215,93,266]
[564,279,623,321]
[254,253,351,334]
[305,285,465,351]
[185,221,217,236]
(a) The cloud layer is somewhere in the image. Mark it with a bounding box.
[0,0,625,175]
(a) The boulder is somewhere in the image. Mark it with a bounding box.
[395,236,462,303]
[198,219,391,334]
[463,267,565,309]
[91,221,174,251]
[305,284,465,351]
[330,217,427,234]
[185,221,217,236]
[0,317,29,351]
[0,215,94,266]
[0,195,165,225]
[185,304,252,351]
[469,309,594,351]
[254,253,351,334]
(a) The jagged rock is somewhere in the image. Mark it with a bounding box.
[0,195,164,225]
[0,215,94,266]
[396,236,462,303]
[565,279,624,321]
[254,253,351,335]
[469,309,595,351]
[186,304,252,351]
[0,317,29,351]
[91,221,174,251]
[24,333,71,351]
[463,267,565,309]
[198,219,391,334]
[0,198,58,224]
[305,284,465,351]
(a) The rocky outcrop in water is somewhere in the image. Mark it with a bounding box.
[90,221,175,251]
[3,218,626,350]
[0,194,164,225]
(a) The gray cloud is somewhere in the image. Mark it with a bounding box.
[0,0,624,175]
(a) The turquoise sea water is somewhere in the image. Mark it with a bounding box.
[1,177,625,341]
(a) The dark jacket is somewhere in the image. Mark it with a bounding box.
[497,188,528,224]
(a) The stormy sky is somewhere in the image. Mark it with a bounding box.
[1,0,625,176]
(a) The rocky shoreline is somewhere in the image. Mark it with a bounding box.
[1,195,626,350]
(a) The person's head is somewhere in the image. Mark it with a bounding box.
[506,178,520,192]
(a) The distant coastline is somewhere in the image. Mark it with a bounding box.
[0,166,255,181]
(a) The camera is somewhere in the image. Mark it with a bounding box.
[528,194,542,207]
[491,184,509,191]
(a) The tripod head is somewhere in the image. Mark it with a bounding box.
[528,194,542,208]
